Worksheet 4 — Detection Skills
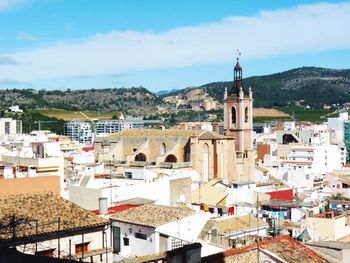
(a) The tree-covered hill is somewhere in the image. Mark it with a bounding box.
[201,67,350,107]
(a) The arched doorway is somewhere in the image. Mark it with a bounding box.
[135,152,147,162]
[165,154,177,163]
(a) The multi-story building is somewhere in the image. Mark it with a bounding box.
[0,118,22,136]
[64,121,94,144]
[328,112,348,145]
[344,121,350,163]
[95,119,144,135]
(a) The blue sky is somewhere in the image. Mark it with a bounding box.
[0,0,350,91]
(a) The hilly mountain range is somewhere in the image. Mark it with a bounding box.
[1,67,350,116]
[0,87,164,116]
[175,67,350,108]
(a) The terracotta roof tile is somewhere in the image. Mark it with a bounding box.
[259,235,329,263]
[0,192,108,241]
[110,204,195,228]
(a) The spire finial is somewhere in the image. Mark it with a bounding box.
[235,49,241,61]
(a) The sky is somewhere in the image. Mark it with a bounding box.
[1,0,350,91]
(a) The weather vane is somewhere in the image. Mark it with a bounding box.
[235,49,241,61]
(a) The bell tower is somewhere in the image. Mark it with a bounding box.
[224,51,254,181]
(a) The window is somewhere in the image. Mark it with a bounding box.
[243,151,248,158]
[123,237,130,246]
[35,249,55,257]
[231,106,236,125]
[160,143,166,155]
[125,172,132,179]
[75,242,90,254]
[135,232,147,240]
[244,107,248,123]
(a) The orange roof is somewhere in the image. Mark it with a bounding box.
[259,235,328,262]
[202,235,328,263]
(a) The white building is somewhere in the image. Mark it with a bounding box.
[328,111,348,145]
[268,144,344,190]
[64,121,94,144]
[0,118,22,137]
[95,119,144,136]
[110,204,210,260]
[324,168,350,198]
[8,105,23,113]
[68,173,192,210]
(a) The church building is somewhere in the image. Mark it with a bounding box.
[94,56,255,183]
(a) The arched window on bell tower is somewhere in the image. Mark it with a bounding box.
[245,107,248,123]
[231,106,236,126]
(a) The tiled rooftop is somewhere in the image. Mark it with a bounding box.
[107,129,202,139]
[203,235,329,263]
[202,246,258,263]
[259,235,329,263]
[95,129,228,142]
[110,204,195,228]
[213,214,268,236]
[0,192,108,241]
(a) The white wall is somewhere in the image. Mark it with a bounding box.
[17,229,111,262]
[156,212,211,242]
[69,186,102,210]
[112,222,157,257]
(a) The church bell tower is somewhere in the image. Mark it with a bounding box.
[224,52,254,181]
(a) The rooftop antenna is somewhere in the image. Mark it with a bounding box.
[109,160,113,207]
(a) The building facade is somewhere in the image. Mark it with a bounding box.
[0,118,22,136]
[95,119,144,135]
[64,121,94,144]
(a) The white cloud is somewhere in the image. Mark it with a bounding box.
[1,2,350,82]
[16,32,38,41]
[0,0,24,11]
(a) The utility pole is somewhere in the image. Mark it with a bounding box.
[109,160,112,206]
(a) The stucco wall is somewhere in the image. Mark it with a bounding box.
[0,176,60,196]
